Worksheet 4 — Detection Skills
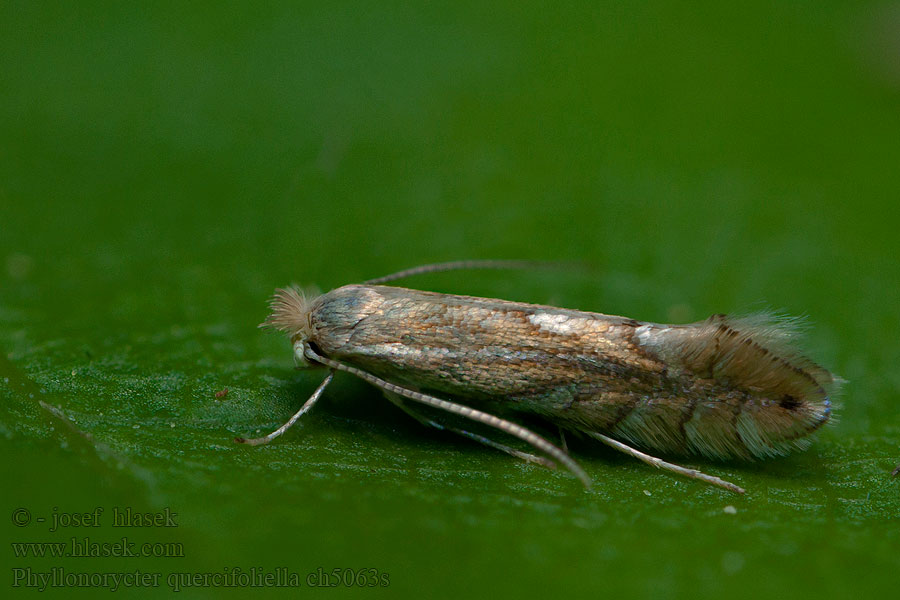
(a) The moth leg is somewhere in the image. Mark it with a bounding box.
[558,427,569,453]
[383,392,557,470]
[235,371,334,446]
[584,431,746,494]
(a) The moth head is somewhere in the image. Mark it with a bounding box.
[260,287,320,367]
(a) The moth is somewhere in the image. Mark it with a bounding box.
[238,261,839,494]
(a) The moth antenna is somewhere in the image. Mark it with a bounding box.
[303,346,592,488]
[235,372,334,446]
[363,260,559,285]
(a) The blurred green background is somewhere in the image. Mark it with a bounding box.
[2,1,899,598]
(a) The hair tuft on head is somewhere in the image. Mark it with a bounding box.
[260,287,319,339]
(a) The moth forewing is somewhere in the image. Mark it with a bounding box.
[631,314,834,460]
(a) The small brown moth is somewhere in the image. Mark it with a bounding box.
[238,261,840,494]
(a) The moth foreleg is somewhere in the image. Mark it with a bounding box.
[235,371,334,446]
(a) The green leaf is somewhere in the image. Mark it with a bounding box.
[2,2,898,598]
